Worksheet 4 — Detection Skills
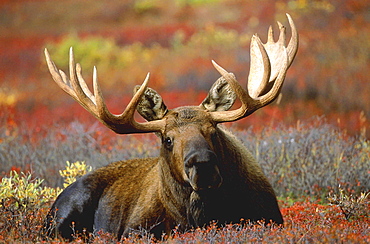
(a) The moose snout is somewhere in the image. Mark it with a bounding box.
[184,150,223,191]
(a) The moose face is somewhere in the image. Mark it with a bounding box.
[133,78,236,192]
[159,107,223,192]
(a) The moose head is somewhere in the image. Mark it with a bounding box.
[43,14,298,240]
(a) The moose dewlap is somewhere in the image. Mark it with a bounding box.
[42,14,298,241]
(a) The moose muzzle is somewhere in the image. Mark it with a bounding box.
[184,143,223,192]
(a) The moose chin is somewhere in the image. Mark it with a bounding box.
[42,13,298,241]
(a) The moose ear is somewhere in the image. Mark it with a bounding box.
[200,77,236,112]
[134,86,168,121]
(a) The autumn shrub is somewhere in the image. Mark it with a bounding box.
[0,171,59,240]
[328,187,369,221]
[0,120,159,187]
[1,116,368,196]
[280,199,369,244]
[120,205,369,243]
[1,114,369,242]
[235,117,370,198]
[0,161,96,242]
[59,161,93,188]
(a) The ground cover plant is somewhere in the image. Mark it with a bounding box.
[0,0,369,136]
[0,114,369,242]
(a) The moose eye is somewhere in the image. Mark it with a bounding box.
[164,137,173,149]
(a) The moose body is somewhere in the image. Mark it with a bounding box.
[45,109,283,239]
[43,14,298,240]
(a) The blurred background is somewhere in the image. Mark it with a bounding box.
[0,0,369,137]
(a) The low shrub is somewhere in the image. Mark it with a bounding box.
[0,161,95,241]
[0,120,159,187]
[328,187,369,221]
[235,117,369,197]
[1,117,368,196]
[59,161,92,188]
[0,118,369,242]
[0,171,59,240]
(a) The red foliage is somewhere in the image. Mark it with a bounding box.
[281,200,370,243]
[1,0,369,137]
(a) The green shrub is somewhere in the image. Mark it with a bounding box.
[59,161,93,188]
[0,161,93,240]
[0,171,60,209]
[0,171,60,240]
[45,34,119,72]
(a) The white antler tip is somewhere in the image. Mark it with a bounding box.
[211,60,222,69]
[139,72,150,87]
[212,60,230,77]
[44,48,51,61]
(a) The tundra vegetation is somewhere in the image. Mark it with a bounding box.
[0,117,369,242]
[0,0,369,242]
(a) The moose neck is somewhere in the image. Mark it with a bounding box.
[157,158,193,228]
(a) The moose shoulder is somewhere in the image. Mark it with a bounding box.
[43,14,298,241]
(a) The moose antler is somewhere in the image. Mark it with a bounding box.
[210,13,298,123]
[44,47,165,134]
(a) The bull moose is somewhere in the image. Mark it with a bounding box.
[43,14,298,240]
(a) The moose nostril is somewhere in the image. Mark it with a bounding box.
[184,150,222,191]
[187,163,223,191]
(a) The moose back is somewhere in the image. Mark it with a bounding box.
[43,14,298,240]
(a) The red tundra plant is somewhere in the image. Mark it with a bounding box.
[280,200,369,243]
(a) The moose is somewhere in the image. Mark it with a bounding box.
[43,14,298,240]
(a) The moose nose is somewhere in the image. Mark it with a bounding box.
[184,149,217,167]
[184,150,223,191]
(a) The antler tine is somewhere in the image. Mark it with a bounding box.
[210,60,271,122]
[76,63,95,104]
[44,48,77,100]
[45,48,165,134]
[277,21,286,44]
[267,25,274,43]
[258,49,289,105]
[209,14,297,123]
[92,68,157,133]
[286,13,299,65]
[67,47,97,114]
[93,66,108,118]
[248,34,271,98]
[209,61,250,122]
